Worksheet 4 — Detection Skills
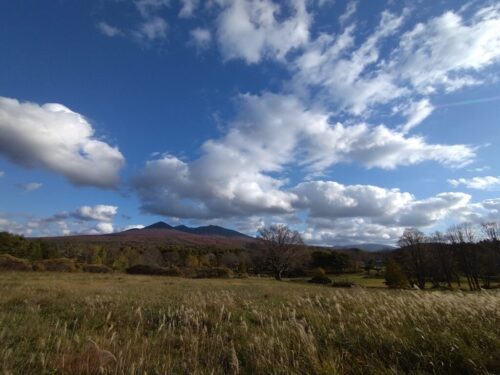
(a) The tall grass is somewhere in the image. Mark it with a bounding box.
[0,272,498,374]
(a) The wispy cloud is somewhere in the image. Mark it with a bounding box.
[449,176,500,190]
[97,22,124,37]
[17,182,43,192]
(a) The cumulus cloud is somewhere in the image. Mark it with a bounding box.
[298,186,472,245]
[72,205,118,222]
[134,93,474,220]
[97,22,124,37]
[215,0,311,63]
[302,218,403,246]
[294,181,413,220]
[295,181,471,227]
[0,97,125,188]
[396,192,471,227]
[448,176,500,190]
[190,27,212,49]
[0,204,120,236]
[93,222,115,234]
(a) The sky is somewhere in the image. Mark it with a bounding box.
[0,0,499,245]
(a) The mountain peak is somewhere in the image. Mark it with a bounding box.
[144,221,173,230]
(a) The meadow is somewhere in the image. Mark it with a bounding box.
[0,272,498,375]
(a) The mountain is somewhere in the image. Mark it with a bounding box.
[144,221,174,230]
[174,224,252,238]
[336,243,397,252]
[39,221,254,250]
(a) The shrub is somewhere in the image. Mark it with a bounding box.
[126,264,181,276]
[0,254,32,271]
[308,268,331,284]
[194,267,233,279]
[385,258,409,289]
[34,258,80,272]
[83,264,113,273]
[331,280,354,288]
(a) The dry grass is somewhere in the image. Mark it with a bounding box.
[0,272,498,374]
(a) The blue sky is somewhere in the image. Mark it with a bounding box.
[0,0,499,244]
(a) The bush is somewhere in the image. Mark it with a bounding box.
[308,268,331,284]
[35,258,80,272]
[126,264,181,276]
[331,280,354,288]
[83,264,113,273]
[385,258,409,289]
[0,254,32,271]
[194,267,233,279]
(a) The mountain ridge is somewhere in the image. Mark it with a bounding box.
[142,221,252,239]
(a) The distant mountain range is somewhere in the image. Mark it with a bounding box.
[38,221,395,252]
[335,243,397,252]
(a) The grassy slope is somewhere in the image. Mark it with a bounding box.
[0,272,499,374]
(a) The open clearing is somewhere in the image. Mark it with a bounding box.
[0,272,499,374]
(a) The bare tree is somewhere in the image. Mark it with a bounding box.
[479,222,500,288]
[428,231,458,289]
[398,228,427,289]
[481,222,499,242]
[446,223,481,291]
[257,224,307,281]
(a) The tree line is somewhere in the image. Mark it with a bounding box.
[391,222,500,290]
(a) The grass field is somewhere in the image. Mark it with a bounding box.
[0,272,499,374]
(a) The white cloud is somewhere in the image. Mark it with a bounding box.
[398,98,434,132]
[190,27,212,49]
[338,1,357,27]
[73,205,118,222]
[292,9,407,115]
[93,222,115,234]
[215,0,311,63]
[123,224,145,231]
[298,187,472,245]
[179,0,199,18]
[135,0,170,18]
[97,22,124,37]
[396,192,471,227]
[452,197,500,224]
[302,218,403,246]
[295,181,471,228]
[0,204,120,236]
[17,182,43,192]
[0,171,4,177]
[291,4,500,117]
[0,217,33,236]
[134,17,168,42]
[0,97,125,188]
[448,176,500,190]
[134,93,474,220]
[294,181,413,220]
[393,7,500,94]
